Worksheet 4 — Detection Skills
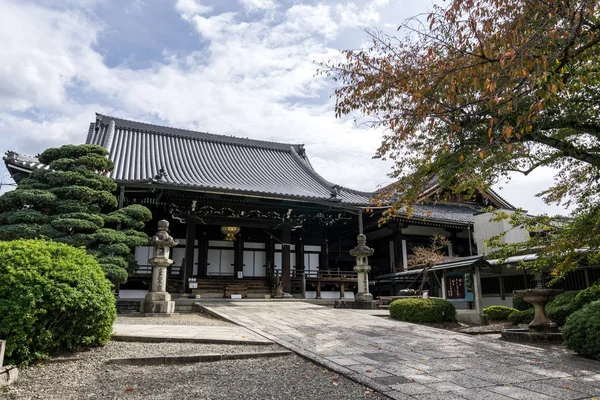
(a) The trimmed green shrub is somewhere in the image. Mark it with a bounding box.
[574,283,600,308]
[483,305,518,320]
[389,298,456,323]
[547,304,578,327]
[508,309,535,325]
[0,239,116,366]
[548,291,579,308]
[563,301,600,360]
[512,294,532,311]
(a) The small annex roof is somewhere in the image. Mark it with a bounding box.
[373,255,490,281]
[400,203,483,226]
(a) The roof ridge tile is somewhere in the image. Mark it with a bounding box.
[95,113,302,152]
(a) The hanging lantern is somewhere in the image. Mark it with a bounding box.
[221,226,240,241]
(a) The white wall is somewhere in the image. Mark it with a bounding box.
[473,210,529,255]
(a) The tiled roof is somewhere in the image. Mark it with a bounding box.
[404,203,483,225]
[84,114,372,205]
[3,113,515,223]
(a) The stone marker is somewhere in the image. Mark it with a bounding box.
[350,234,376,308]
[0,340,19,387]
[144,220,179,315]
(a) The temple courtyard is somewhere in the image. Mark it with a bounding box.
[3,302,600,399]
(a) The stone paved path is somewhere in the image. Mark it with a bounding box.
[113,324,272,345]
[199,301,600,400]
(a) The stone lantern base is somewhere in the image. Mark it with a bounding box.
[144,291,175,315]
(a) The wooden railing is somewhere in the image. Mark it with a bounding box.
[303,270,358,281]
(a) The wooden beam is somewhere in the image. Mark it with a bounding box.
[184,218,196,292]
[295,236,305,277]
[282,224,291,292]
[234,234,244,278]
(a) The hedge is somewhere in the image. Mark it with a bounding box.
[574,283,600,308]
[563,301,600,360]
[508,291,584,326]
[389,298,456,323]
[483,305,518,320]
[0,239,116,366]
[512,294,532,311]
[508,308,535,325]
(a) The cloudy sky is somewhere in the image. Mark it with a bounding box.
[0,0,569,215]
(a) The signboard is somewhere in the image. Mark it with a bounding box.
[189,282,198,289]
[446,275,465,299]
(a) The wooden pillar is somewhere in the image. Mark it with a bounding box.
[282,224,291,292]
[499,275,505,300]
[441,271,447,300]
[184,218,196,292]
[295,236,305,277]
[340,281,345,299]
[198,232,208,278]
[584,268,591,288]
[316,272,322,299]
[392,223,408,272]
[473,265,484,315]
[319,238,329,271]
[266,235,275,277]
[234,234,244,278]
[394,233,402,272]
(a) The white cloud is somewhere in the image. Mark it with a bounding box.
[175,0,212,18]
[239,0,277,12]
[0,1,101,111]
[0,0,570,215]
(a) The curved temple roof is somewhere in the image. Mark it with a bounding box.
[86,114,373,205]
[4,113,515,225]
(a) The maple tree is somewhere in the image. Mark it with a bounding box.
[320,0,600,279]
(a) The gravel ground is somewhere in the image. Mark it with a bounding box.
[116,313,232,326]
[456,321,512,333]
[1,342,381,400]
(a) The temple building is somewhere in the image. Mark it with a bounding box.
[4,113,517,299]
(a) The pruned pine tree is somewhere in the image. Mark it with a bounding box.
[0,144,151,284]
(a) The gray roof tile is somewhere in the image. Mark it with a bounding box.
[3,114,502,225]
[86,114,372,204]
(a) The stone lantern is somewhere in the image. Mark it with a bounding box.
[144,220,179,315]
[350,234,374,303]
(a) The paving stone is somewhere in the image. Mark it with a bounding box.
[384,390,416,400]
[431,371,493,388]
[390,382,435,395]
[514,379,590,399]
[571,375,600,389]
[454,388,516,400]
[379,362,428,377]
[323,355,361,366]
[402,374,443,384]
[486,385,553,399]
[550,377,600,395]
[426,381,465,392]
[372,375,411,386]
[362,352,399,362]
[412,392,467,400]
[513,364,573,378]
[346,364,392,378]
